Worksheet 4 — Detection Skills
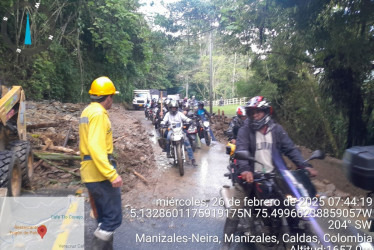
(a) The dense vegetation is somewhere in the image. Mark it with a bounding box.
[0,0,373,156]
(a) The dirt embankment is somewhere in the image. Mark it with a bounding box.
[26,102,155,196]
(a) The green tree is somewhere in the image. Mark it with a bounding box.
[214,0,374,152]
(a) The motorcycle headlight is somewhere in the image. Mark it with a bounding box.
[203,121,210,127]
[188,125,196,132]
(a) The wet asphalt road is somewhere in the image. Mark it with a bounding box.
[112,111,232,250]
[83,110,238,250]
[85,111,374,250]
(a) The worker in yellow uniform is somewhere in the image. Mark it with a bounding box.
[79,76,123,250]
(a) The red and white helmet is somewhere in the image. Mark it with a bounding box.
[245,96,273,130]
[245,96,272,112]
[236,106,246,117]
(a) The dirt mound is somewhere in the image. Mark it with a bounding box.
[26,101,154,193]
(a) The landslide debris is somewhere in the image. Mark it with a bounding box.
[26,101,155,194]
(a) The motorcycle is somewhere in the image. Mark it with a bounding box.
[196,116,211,146]
[183,115,198,152]
[169,122,186,176]
[224,140,236,186]
[148,107,155,122]
[220,150,325,249]
[144,103,150,119]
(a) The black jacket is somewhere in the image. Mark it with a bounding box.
[226,116,245,140]
[235,119,309,174]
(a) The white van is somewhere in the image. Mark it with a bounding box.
[132,90,150,109]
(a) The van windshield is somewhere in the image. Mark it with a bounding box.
[135,93,147,98]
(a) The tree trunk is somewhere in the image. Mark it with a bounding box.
[346,91,366,147]
[232,52,237,97]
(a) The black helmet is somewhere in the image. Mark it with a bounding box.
[245,96,272,130]
[168,100,179,115]
[198,101,204,108]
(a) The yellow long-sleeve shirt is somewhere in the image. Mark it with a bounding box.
[79,102,118,183]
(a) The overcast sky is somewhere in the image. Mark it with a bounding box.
[138,0,178,16]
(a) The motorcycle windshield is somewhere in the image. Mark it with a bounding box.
[272,149,315,199]
[290,170,317,197]
[279,169,314,198]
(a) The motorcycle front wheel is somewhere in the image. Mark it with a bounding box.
[190,137,196,152]
[204,131,211,146]
[176,142,184,176]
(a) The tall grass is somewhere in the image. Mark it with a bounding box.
[212,104,238,117]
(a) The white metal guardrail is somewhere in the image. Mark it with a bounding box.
[212,97,249,106]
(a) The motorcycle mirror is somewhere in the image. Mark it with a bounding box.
[304,150,325,162]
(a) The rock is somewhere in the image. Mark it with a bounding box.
[46,127,56,133]
[140,156,146,162]
[322,179,330,184]
[60,173,72,178]
[333,190,350,199]
[312,180,325,191]
[325,183,336,193]
[125,142,133,150]
[324,190,334,197]
[117,144,126,150]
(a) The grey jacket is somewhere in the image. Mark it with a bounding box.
[235,119,310,174]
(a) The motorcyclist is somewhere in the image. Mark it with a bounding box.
[225,106,247,144]
[196,101,216,142]
[144,98,151,118]
[196,101,211,121]
[189,95,197,107]
[177,99,184,112]
[164,98,171,113]
[154,99,163,129]
[151,98,157,108]
[161,100,197,166]
[221,96,318,250]
[182,97,189,110]
[219,97,224,106]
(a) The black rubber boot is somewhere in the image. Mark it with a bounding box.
[221,218,239,250]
